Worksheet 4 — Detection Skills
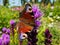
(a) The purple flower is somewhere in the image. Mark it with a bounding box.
[35,20,41,27]
[2,27,7,32]
[48,34,52,39]
[0,38,2,45]
[45,39,52,44]
[45,29,52,38]
[6,29,10,35]
[2,33,6,40]
[44,29,52,45]
[10,20,15,36]
[3,34,10,45]
[34,10,42,19]
[10,20,15,25]
[45,29,50,34]
[27,26,38,45]
[32,5,39,13]
[32,5,42,19]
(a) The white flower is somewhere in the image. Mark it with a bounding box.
[0,31,2,34]
[51,6,54,9]
[57,16,60,19]
[48,23,54,27]
[49,12,53,16]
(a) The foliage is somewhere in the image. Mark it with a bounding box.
[0,6,19,30]
[43,3,60,22]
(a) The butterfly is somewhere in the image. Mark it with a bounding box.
[16,3,35,33]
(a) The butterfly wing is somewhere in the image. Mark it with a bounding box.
[18,12,35,33]
[18,22,33,33]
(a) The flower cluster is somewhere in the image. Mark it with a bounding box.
[0,27,10,45]
[27,26,38,45]
[32,5,42,19]
[44,29,52,45]
[10,20,15,36]
[27,5,42,45]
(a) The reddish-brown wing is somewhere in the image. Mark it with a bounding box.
[18,12,35,33]
[20,12,35,26]
[18,22,33,33]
